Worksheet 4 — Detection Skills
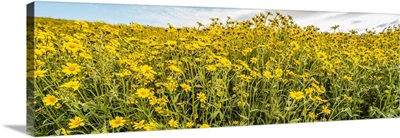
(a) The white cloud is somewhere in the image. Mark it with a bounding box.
[80,4,400,33]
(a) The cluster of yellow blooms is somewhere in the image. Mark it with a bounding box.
[27,11,399,136]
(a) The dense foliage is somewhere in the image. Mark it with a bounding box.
[27,12,400,136]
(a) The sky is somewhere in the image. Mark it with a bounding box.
[33,1,400,33]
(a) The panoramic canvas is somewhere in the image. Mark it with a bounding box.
[27,1,400,137]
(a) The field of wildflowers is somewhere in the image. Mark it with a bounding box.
[27,11,399,136]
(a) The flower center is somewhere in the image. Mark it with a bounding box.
[69,66,76,71]
[70,84,77,87]
[49,97,56,103]
[35,72,41,76]
[69,44,76,48]
[114,120,121,124]
[74,120,81,125]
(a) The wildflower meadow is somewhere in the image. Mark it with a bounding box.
[27,11,400,136]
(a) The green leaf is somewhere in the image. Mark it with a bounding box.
[172,93,181,103]
[54,129,61,135]
[101,121,108,133]
[219,111,224,119]
[250,109,261,113]
[238,114,249,120]
[210,110,220,119]
[91,130,100,134]
[289,118,302,123]
[220,98,230,102]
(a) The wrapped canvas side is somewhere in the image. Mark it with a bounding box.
[26,2,35,136]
